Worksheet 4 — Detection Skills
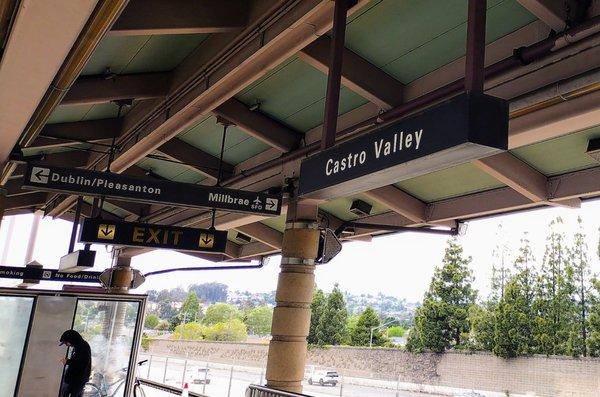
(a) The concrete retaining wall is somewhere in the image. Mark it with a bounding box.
[148,339,600,396]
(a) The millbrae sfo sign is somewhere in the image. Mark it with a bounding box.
[79,218,228,253]
[23,164,282,216]
[298,93,509,199]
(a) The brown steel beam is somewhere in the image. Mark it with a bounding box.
[235,223,283,250]
[38,118,120,142]
[110,0,248,36]
[321,0,350,150]
[213,99,300,152]
[27,137,112,151]
[465,0,487,93]
[157,138,233,181]
[548,166,600,200]
[472,152,548,202]
[5,192,48,210]
[299,36,404,109]
[11,150,92,177]
[78,201,122,221]
[104,199,150,218]
[238,241,279,259]
[427,187,534,222]
[63,73,170,105]
[363,186,427,223]
[516,0,578,31]
[119,239,241,261]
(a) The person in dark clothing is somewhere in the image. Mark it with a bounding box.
[59,329,92,397]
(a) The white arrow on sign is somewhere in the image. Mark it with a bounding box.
[30,167,50,184]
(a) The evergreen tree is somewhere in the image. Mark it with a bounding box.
[408,238,476,352]
[500,233,537,355]
[350,307,385,346]
[493,276,532,358]
[490,224,511,304]
[469,303,495,351]
[180,292,201,323]
[316,284,348,345]
[308,288,326,344]
[533,217,575,355]
[587,279,600,357]
[569,217,591,357]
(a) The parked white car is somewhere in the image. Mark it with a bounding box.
[307,370,339,386]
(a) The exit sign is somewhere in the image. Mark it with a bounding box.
[79,218,228,253]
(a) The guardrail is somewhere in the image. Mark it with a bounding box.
[245,384,313,397]
[139,378,207,397]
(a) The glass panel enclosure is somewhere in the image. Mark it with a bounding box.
[74,300,140,397]
[0,296,34,394]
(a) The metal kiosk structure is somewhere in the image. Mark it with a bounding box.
[0,287,146,397]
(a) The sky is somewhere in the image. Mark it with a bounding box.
[0,199,599,302]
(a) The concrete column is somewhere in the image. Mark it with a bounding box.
[266,200,320,393]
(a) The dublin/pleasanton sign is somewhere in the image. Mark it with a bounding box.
[79,218,228,253]
[298,93,509,199]
[23,165,282,216]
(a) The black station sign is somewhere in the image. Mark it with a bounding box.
[79,218,228,253]
[298,93,509,199]
[22,165,282,216]
[0,266,101,283]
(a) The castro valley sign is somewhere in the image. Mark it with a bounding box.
[298,93,509,199]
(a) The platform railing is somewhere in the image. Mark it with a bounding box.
[245,384,313,397]
[139,378,207,396]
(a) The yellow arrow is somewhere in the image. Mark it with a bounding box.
[198,233,214,248]
[97,224,115,240]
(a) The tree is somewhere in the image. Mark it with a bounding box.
[493,276,532,358]
[204,319,247,342]
[146,290,159,302]
[533,218,575,355]
[587,279,600,356]
[203,303,241,325]
[156,320,170,331]
[245,306,273,336]
[350,307,385,346]
[469,304,495,351]
[408,238,476,352]
[189,282,228,303]
[387,326,405,338]
[308,289,326,345]
[180,292,202,323]
[171,322,205,340]
[492,234,537,356]
[315,284,348,345]
[569,217,591,357]
[144,314,160,330]
[157,298,176,320]
[490,224,511,304]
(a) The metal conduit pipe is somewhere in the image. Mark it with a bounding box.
[222,15,600,188]
[0,0,130,184]
[510,67,600,115]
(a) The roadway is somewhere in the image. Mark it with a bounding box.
[138,357,444,397]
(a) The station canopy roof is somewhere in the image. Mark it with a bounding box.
[1,0,599,262]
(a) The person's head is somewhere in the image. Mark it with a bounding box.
[59,329,84,347]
